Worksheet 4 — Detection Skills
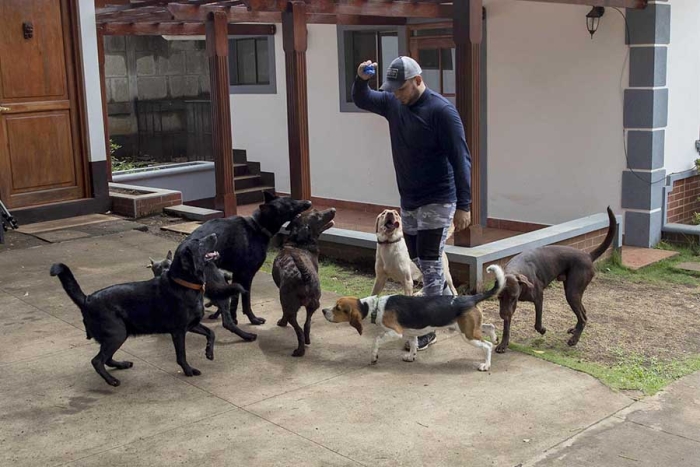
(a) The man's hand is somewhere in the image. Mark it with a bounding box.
[357,60,377,81]
[453,209,471,232]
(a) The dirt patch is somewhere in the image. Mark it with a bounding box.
[110,188,150,196]
[479,274,700,365]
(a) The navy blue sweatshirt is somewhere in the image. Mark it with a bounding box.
[352,77,471,211]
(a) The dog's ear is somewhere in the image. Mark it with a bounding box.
[349,309,363,335]
[375,213,381,233]
[166,250,173,261]
[516,274,534,292]
[147,258,154,269]
[263,191,277,204]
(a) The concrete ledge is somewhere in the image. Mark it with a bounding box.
[317,211,622,291]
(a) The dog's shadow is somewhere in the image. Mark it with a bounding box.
[214,308,500,377]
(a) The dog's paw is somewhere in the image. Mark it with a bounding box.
[250,316,266,325]
[206,349,214,361]
[478,363,491,372]
[402,353,416,362]
[495,343,508,354]
[567,335,580,347]
[536,326,547,335]
[277,318,288,327]
[292,348,305,357]
[183,367,201,377]
[106,378,121,387]
[241,332,257,342]
[370,359,378,366]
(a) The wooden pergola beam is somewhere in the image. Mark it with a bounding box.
[206,10,237,216]
[453,0,483,248]
[516,0,647,8]
[283,1,312,200]
[101,21,276,35]
[168,0,450,21]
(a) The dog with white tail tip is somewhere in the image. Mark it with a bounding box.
[323,265,505,371]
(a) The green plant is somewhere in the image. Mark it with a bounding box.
[692,211,700,226]
[110,139,121,157]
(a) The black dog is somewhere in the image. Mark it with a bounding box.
[50,233,245,387]
[272,208,336,357]
[187,192,312,336]
[148,252,255,342]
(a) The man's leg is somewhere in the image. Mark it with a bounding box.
[401,208,420,274]
[410,203,456,351]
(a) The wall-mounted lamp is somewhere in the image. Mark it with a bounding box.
[586,6,605,39]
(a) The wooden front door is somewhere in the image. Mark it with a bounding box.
[0,0,87,209]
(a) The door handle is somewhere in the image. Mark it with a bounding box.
[0,106,10,113]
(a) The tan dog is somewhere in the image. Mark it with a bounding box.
[372,209,457,296]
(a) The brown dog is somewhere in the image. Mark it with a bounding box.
[272,208,336,357]
[495,207,616,353]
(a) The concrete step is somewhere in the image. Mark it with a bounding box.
[163,204,223,222]
[234,174,263,190]
[233,163,249,176]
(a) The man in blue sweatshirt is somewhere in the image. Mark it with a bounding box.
[353,56,472,351]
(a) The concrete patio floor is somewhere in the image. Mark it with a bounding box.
[0,230,697,466]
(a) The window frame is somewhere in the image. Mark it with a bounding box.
[228,35,277,95]
[336,25,408,113]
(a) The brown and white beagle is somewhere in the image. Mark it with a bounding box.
[322,265,504,371]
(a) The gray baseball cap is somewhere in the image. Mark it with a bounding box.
[379,56,422,92]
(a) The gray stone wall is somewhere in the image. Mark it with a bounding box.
[104,36,211,161]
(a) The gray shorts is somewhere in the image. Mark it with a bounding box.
[401,203,456,235]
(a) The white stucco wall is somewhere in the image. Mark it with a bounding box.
[486,0,627,225]
[230,1,629,223]
[665,0,700,175]
[231,25,400,206]
[77,0,106,163]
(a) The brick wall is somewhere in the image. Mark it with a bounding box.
[110,192,182,218]
[666,174,700,224]
[448,227,613,288]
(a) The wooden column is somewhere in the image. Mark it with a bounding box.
[453,0,483,247]
[282,1,312,200]
[96,26,112,182]
[206,11,237,216]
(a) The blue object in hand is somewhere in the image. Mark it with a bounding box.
[363,64,376,76]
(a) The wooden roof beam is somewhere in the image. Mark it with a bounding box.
[100,21,276,35]
[516,0,647,8]
[244,0,452,18]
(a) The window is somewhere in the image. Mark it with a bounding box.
[409,25,456,105]
[337,26,406,112]
[228,36,276,94]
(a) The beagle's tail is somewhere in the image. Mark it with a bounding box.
[456,265,505,306]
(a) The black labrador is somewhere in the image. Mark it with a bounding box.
[187,192,311,336]
[50,233,245,387]
[148,251,256,342]
[273,208,336,357]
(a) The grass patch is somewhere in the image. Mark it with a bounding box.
[511,342,700,395]
[260,248,377,297]
[596,242,700,287]
[260,244,700,396]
